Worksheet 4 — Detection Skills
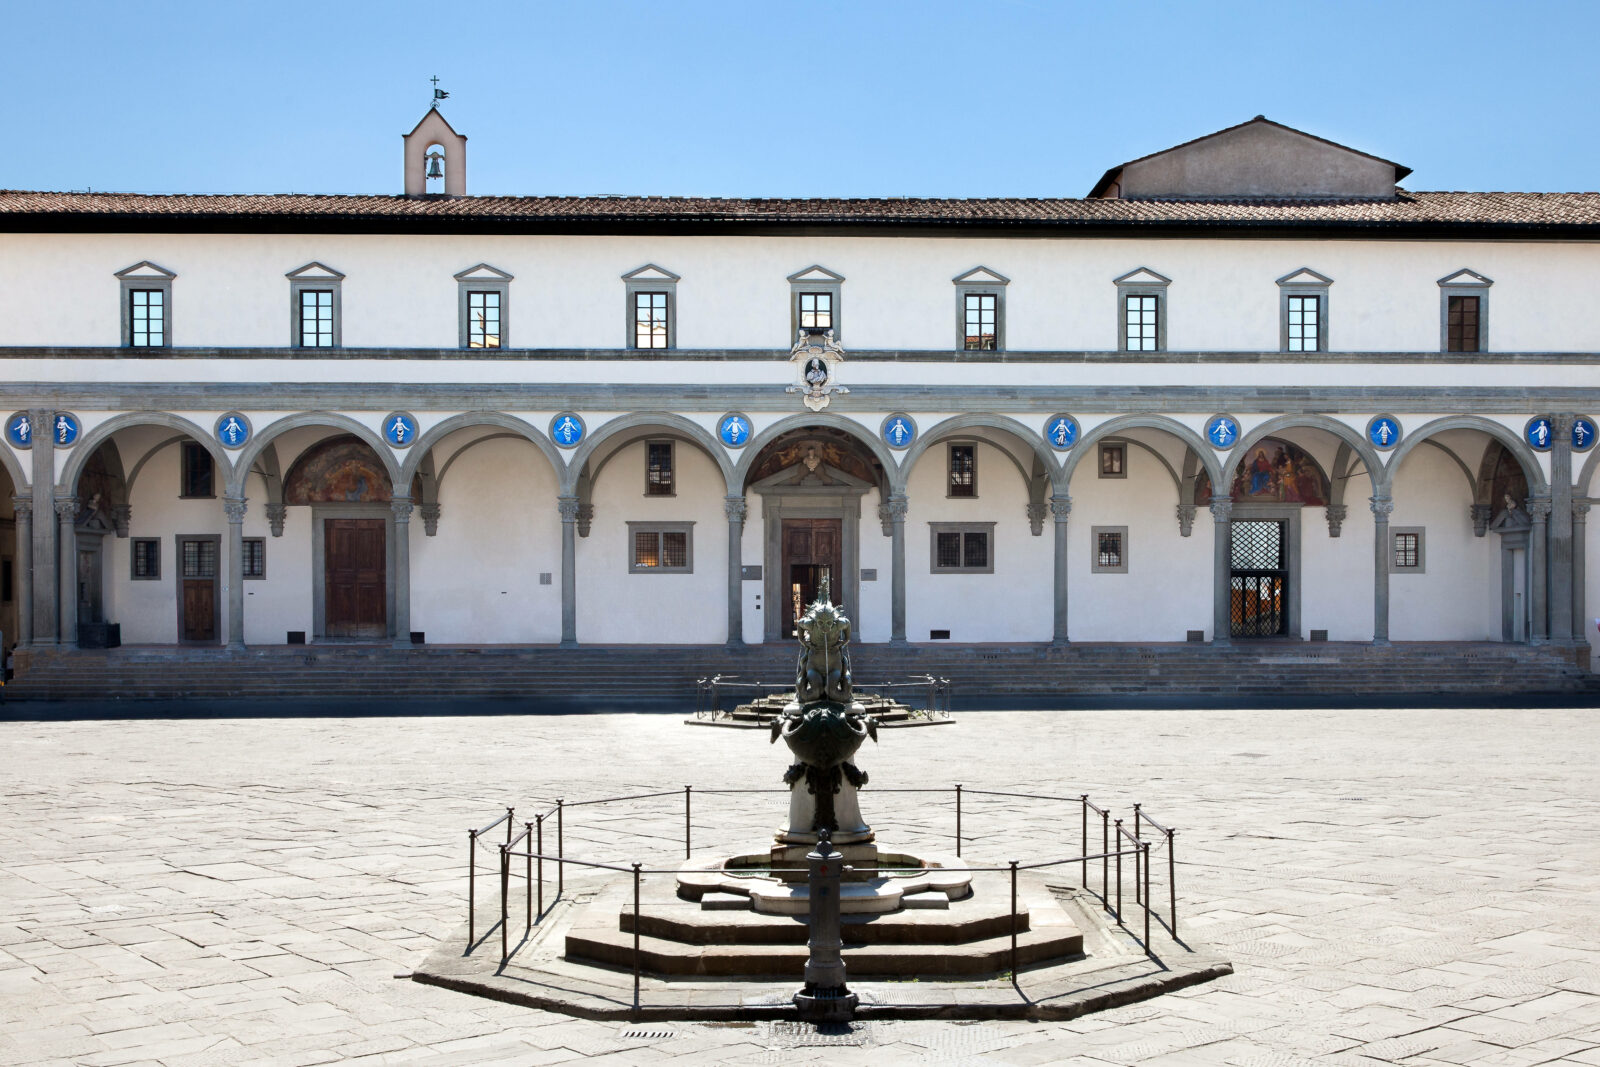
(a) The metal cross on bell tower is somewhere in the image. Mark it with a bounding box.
[429,75,449,110]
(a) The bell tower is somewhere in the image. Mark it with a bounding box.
[403,97,467,198]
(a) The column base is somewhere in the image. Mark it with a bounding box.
[227,640,248,653]
[559,638,579,650]
[1371,638,1391,647]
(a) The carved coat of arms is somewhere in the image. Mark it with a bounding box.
[786,329,848,412]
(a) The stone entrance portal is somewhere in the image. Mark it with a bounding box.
[324,518,387,639]
[781,518,840,638]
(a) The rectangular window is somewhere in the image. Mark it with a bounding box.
[930,523,995,573]
[180,441,214,499]
[1286,294,1320,352]
[629,522,694,573]
[646,441,674,496]
[1124,294,1159,352]
[242,537,266,579]
[1098,442,1126,479]
[132,538,160,580]
[798,292,833,330]
[1391,527,1426,573]
[129,289,166,347]
[1447,295,1480,352]
[963,293,997,350]
[466,290,501,348]
[948,444,976,497]
[635,291,670,349]
[1091,525,1130,574]
[181,538,218,579]
[299,290,335,347]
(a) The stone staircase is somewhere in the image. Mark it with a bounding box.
[4,640,1595,703]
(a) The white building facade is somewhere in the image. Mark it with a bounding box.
[0,115,1596,681]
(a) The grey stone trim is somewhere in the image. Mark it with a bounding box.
[390,498,413,650]
[928,521,995,574]
[173,531,222,647]
[1090,525,1129,574]
[310,503,397,642]
[242,537,266,579]
[266,503,287,538]
[944,441,978,498]
[1113,267,1170,353]
[1389,525,1426,574]
[1370,495,1394,644]
[734,410,900,496]
[11,496,31,647]
[454,263,513,349]
[755,485,867,642]
[1326,503,1348,537]
[788,265,844,342]
[1234,502,1304,639]
[952,266,1009,351]
[114,261,176,349]
[1276,268,1332,353]
[622,264,679,350]
[1208,498,1232,645]
[130,536,160,579]
[31,412,55,645]
[1438,268,1492,354]
[557,495,579,646]
[1050,494,1071,645]
[224,497,247,650]
[626,520,695,574]
[285,262,345,349]
[724,494,746,647]
[1528,495,1551,643]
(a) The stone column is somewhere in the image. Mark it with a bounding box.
[224,497,247,651]
[390,498,413,649]
[1209,497,1232,645]
[887,493,908,645]
[55,496,77,647]
[1370,494,1394,645]
[1050,494,1071,645]
[1574,502,1590,657]
[1529,496,1551,643]
[11,497,31,647]
[558,495,580,648]
[31,411,56,645]
[1549,416,1575,642]
[724,495,746,648]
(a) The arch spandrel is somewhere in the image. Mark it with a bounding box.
[565,411,732,497]
[60,412,229,496]
[1382,415,1547,496]
[230,412,399,499]
[1223,414,1384,500]
[734,412,901,495]
[898,413,1062,497]
[399,412,566,489]
[1062,415,1223,492]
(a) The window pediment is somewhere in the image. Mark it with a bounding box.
[1276,267,1333,288]
[1113,266,1171,288]
[622,263,681,283]
[114,260,177,280]
[1438,268,1493,288]
[788,264,845,284]
[953,265,1009,286]
[286,261,345,281]
[454,262,514,282]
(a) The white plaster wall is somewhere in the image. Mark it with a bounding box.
[1301,507,1374,641]
[3,231,1597,353]
[577,441,727,643]
[411,436,562,643]
[1066,445,1209,641]
[1388,446,1497,640]
[902,441,1052,643]
[856,487,893,643]
[246,503,312,643]
[113,444,227,644]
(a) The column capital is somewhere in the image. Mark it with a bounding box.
[1575,501,1592,519]
[53,496,78,519]
[724,496,748,522]
[886,493,909,520]
[1050,494,1073,520]
[1325,503,1348,537]
[223,497,248,523]
[1176,502,1196,537]
[10,495,31,518]
[1528,496,1553,521]
[557,496,582,521]
[1025,502,1046,535]
[1368,495,1394,518]
[265,503,287,537]
[419,502,441,536]
[1471,503,1492,537]
[389,499,414,522]
[1208,497,1233,522]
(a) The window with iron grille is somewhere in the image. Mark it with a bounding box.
[299,290,335,347]
[1447,295,1480,352]
[929,523,994,574]
[131,538,160,580]
[466,290,501,348]
[963,293,998,350]
[645,441,674,496]
[1124,295,1159,351]
[798,292,832,330]
[180,441,214,498]
[1391,527,1425,573]
[948,444,976,497]
[182,538,218,579]
[1091,525,1129,573]
[129,289,166,347]
[634,291,670,349]
[1286,294,1320,352]
[242,537,266,579]
[628,522,694,573]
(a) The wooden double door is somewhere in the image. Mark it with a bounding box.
[782,518,841,637]
[325,518,387,639]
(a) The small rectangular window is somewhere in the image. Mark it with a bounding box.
[628,522,694,573]
[1286,294,1320,352]
[242,537,266,579]
[467,290,501,348]
[963,293,997,350]
[930,523,995,573]
[132,538,160,580]
[1098,442,1126,479]
[799,292,833,330]
[1391,527,1426,573]
[1447,295,1480,353]
[1124,294,1159,352]
[1091,525,1129,574]
[635,291,670,349]
[180,442,214,499]
[646,441,674,496]
[299,289,335,347]
[948,444,976,497]
[129,289,166,347]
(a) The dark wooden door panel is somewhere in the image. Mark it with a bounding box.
[326,519,386,638]
[781,518,843,635]
[181,579,215,642]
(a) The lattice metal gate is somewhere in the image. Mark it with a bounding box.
[1230,520,1287,637]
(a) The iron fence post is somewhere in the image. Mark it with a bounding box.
[1114,819,1123,922]
[955,783,963,858]
[556,798,565,897]
[505,806,514,846]
[536,814,544,920]
[632,861,643,1014]
[1168,828,1177,937]
[524,821,533,933]
[467,828,478,946]
[1143,839,1152,955]
[684,785,692,859]
[1133,803,1143,906]
[499,842,509,963]
[1009,859,1019,984]
[1080,795,1088,891]
[1101,809,1109,911]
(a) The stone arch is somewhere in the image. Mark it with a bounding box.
[900,413,1061,494]
[565,412,732,497]
[61,412,228,496]
[229,412,399,498]
[0,426,27,493]
[1225,414,1383,501]
[1576,437,1600,497]
[399,412,565,490]
[734,412,900,494]
[1062,414,1223,493]
[1382,416,1546,496]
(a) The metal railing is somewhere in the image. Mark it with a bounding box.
[463,783,1183,1005]
[692,674,953,720]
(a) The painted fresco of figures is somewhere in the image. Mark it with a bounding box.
[1201,437,1329,507]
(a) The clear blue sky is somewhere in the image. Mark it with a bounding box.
[7,0,1597,198]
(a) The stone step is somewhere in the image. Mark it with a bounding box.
[623,896,1026,946]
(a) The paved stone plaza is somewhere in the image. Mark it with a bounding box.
[3,704,1599,1066]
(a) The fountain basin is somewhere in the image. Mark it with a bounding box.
[677,850,971,915]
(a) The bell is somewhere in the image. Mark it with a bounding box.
[426,153,444,180]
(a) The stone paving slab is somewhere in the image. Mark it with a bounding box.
[2,706,1600,1064]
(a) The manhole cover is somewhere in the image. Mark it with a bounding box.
[765,1020,872,1047]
